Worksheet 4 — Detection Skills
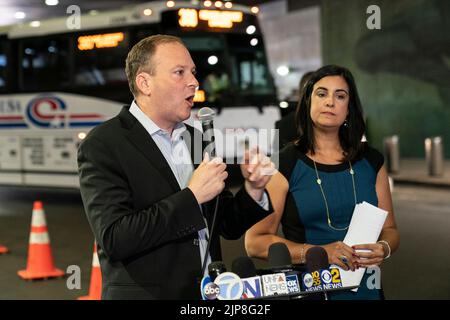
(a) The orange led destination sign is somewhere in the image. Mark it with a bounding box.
[178,8,198,27]
[194,89,206,102]
[178,9,243,29]
[78,32,125,50]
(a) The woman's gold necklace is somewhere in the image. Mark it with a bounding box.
[312,159,357,231]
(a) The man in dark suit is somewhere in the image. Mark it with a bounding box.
[275,71,314,147]
[77,35,274,299]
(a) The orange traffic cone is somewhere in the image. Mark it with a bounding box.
[17,201,65,280]
[0,245,9,254]
[78,242,102,300]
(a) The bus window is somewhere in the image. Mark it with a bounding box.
[181,36,230,105]
[227,35,274,97]
[0,39,6,91]
[237,53,269,92]
[134,27,158,44]
[74,31,129,87]
[19,37,70,91]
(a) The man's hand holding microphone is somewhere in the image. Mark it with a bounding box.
[188,152,228,204]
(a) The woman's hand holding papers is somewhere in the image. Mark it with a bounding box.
[352,243,386,267]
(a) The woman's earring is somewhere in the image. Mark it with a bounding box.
[343,119,349,127]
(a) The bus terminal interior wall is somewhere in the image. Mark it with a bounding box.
[320,0,449,158]
[261,0,448,159]
[259,1,322,103]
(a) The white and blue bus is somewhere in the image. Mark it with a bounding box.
[0,1,279,188]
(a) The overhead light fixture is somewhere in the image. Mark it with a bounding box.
[250,38,258,46]
[251,6,260,14]
[204,1,212,7]
[143,8,153,16]
[215,1,223,8]
[224,2,232,9]
[166,1,175,8]
[208,55,218,65]
[279,101,289,109]
[14,11,26,19]
[45,0,59,6]
[276,66,289,76]
[246,25,256,35]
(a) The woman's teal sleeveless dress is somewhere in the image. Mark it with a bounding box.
[277,143,384,300]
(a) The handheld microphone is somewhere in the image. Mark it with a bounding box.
[304,246,330,299]
[267,242,302,296]
[231,257,263,299]
[208,261,227,282]
[197,107,216,157]
[268,242,293,272]
[232,257,257,278]
[305,246,329,272]
[260,243,293,297]
[197,107,220,277]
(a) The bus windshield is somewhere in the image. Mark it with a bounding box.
[182,34,276,108]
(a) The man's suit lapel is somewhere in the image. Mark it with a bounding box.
[183,125,203,170]
[119,107,180,192]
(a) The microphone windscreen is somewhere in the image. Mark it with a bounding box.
[268,242,292,268]
[231,257,257,278]
[197,107,215,122]
[208,261,226,280]
[305,246,329,272]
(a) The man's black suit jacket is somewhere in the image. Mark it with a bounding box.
[78,106,273,299]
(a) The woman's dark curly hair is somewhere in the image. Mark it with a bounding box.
[295,65,366,161]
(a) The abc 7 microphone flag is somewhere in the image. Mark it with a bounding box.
[202,272,244,300]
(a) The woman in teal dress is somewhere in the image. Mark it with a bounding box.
[245,65,400,300]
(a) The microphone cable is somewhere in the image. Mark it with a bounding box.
[201,195,219,276]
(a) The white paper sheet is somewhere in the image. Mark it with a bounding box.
[331,201,388,292]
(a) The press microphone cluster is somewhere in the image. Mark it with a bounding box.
[200,243,345,300]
